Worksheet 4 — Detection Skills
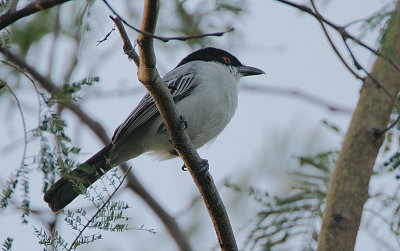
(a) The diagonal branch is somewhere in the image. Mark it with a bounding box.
[0,46,192,251]
[0,0,72,30]
[110,15,140,67]
[135,0,237,250]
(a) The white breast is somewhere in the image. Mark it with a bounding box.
[175,61,240,148]
[143,61,241,159]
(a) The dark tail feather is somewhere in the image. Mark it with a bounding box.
[44,144,114,212]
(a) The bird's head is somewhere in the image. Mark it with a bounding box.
[176,47,265,77]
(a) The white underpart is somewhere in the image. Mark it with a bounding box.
[148,61,241,159]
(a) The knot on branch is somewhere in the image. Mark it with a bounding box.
[332,213,345,225]
[138,65,158,84]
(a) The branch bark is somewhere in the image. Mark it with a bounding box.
[317,3,400,251]
[0,46,192,251]
[0,0,71,30]
[135,1,237,250]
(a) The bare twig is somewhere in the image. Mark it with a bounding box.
[291,0,400,132]
[1,61,29,163]
[102,0,234,43]
[0,46,192,251]
[309,0,364,81]
[8,0,19,12]
[340,29,400,133]
[274,0,400,73]
[96,26,115,46]
[380,113,400,134]
[110,15,140,67]
[135,0,237,250]
[0,0,72,30]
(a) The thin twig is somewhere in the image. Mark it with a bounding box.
[309,0,364,81]
[342,38,388,91]
[96,26,115,46]
[381,113,400,134]
[342,36,400,133]
[102,0,234,43]
[274,0,400,73]
[8,0,19,12]
[110,15,140,67]
[67,167,131,251]
[306,0,400,132]
[4,84,28,183]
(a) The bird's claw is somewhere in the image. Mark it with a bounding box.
[196,159,209,174]
[160,115,188,135]
[179,115,188,130]
[181,159,209,174]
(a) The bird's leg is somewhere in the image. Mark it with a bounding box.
[181,159,209,174]
[160,115,188,135]
[179,115,188,130]
[197,159,209,174]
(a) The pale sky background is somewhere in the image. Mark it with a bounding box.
[0,0,398,250]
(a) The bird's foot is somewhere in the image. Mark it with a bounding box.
[181,159,209,174]
[196,159,209,174]
[161,115,188,135]
[178,115,188,130]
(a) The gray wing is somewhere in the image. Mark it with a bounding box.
[111,72,198,145]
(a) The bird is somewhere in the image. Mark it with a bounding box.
[44,47,265,212]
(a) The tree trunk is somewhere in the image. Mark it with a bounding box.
[317,2,400,251]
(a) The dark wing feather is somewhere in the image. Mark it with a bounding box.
[111,72,198,145]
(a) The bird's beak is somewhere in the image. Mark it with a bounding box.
[237,65,265,76]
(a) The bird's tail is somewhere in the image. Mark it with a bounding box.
[44,144,114,212]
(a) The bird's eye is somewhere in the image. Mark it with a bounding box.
[223,56,231,64]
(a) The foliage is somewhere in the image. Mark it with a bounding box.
[356,2,395,40]
[0,0,11,11]
[226,151,337,251]
[34,168,155,251]
[10,10,56,56]
[47,77,98,106]
[0,67,98,224]
[382,95,400,178]
[0,0,247,248]
[1,237,13,251]
[2,0,400,250]
[229,122,400,251]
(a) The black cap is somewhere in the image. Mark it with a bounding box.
[176,47,242,68]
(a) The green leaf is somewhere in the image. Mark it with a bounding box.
[2,237,13,251]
